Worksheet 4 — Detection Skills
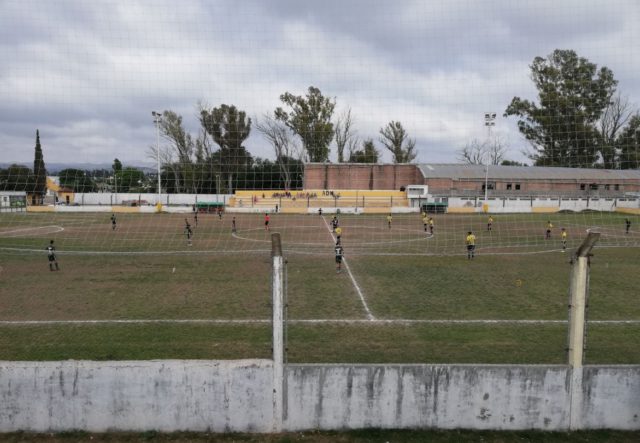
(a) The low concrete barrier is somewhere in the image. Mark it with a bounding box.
[1,361,638,432]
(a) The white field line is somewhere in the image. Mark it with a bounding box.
[1,319,639,326]
[0,225,64,236]
[321,216,375,321]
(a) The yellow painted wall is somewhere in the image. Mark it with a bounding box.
[616,207,640,215]
[235,189,406,198]
[112,206,141,213]
[27,206,54,212]
[447,207,476,214]
[58,191,75,204]
[532,207,560,213]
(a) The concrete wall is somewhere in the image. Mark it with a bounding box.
[0,360,274,433]
[75,193,229,206]
[580,366,640,429]
[2,361,639,432]
[285,365,571,431]
[442,197,638,214]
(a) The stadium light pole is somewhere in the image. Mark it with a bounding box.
[484,113,496,201]
[152,111,162,202]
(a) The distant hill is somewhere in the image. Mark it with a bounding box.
[0,162,155,174]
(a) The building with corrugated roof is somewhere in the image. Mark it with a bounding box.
[303,163,640,198]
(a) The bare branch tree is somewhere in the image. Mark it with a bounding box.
[457,139,486,164]
[457,137,508,165]
[256,114,302,190]
[486,135,508,165]
[334,108,356,163]
[379,121,417,163]
[599,93,635,168]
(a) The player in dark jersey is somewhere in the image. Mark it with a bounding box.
[232,216,237,233]
[184,219,193,246]
[626,218,631,234]
[46,240,60,271]
[335,242,344,273]
[110,213,117,230]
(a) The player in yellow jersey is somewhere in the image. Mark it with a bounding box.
[487,215,493,231]
[545,220,553,239]
[335,226,342,243]
[429,217,434,235]
[422,214,429,232]
[466,231,476,259]
[561,228,567,252]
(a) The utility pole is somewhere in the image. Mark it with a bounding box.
[484,112,496,201]
[152,111,163,202]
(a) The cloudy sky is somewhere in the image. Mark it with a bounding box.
[1,0,639,167]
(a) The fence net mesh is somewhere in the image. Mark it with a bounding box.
[0,0,639,362]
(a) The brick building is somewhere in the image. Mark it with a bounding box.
[303,163,640,197]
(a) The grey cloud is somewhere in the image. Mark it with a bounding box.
[1,0,639,166]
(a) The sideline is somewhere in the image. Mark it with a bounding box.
[1,319,638,325]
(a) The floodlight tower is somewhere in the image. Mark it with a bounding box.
[152,111,163,201]
[484,112,496,201]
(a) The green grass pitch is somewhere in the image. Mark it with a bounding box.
[0,211,638,363]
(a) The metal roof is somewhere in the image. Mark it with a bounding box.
[417,164,640,181]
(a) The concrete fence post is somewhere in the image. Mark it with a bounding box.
[567,231,600,430]
[271,233,285,432]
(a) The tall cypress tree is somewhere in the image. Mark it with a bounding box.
[33,130,47,200]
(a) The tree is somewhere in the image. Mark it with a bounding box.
[501,160,528,167]
[58,168,95,192]
[117,167,145,193]
[597,94,637,169]
[334,108,356,163]
[349,138,379,163]
[200,104,252,193]
[33,130,47,199]
[457,139,485,165]
[256,114,303,190]
[504,49,617,167]
[0,164,34,191]
[457,137,508,165]
[158,110,199,193]
[379,121,417,163]
[275,86,336,162]
[618,114,640,169]
[112,158,122,173]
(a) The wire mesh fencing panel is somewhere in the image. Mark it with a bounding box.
[583,246,640,364]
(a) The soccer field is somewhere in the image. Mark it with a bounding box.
[0,211,638,363]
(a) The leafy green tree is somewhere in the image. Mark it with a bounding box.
[117,167,145,192]
[58,168,96,192]
[32,130,47,198]
[500,160,528,167]
[504,49,617,167]
[275,86,336,162]
[0,164,34,191]
[617,114,640,169]
[200,104,252,193]
[112,158,122,173]
[349,138,380,163]
[379,121,417,163]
